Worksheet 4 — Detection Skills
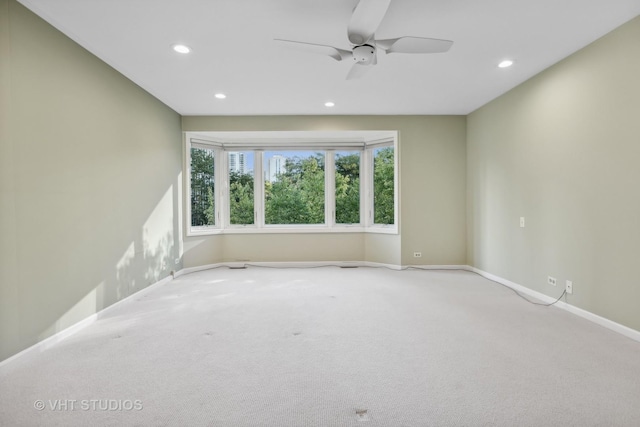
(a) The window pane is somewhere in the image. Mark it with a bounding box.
[190,147,215,227]
[229,151,255,225]
[264,151,325,225]
[373,146,394,225]
[335,151,360,224]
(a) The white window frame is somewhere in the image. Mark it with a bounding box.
[184,132,398,236]
[364,141,398,233]
[187,142,220,235]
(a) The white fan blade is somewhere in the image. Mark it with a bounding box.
[346,62,372,80]
[274,39,352,61]
[347,0,392,45]
[376,36,453,54]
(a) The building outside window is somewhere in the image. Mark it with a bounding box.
[228,152,246,174]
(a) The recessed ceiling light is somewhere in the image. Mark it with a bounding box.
[498,60,514,68]
[172,44,191,54]
[215,93,227,99]
[324,102,335,107]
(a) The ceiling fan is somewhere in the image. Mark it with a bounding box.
[275,0,453,80]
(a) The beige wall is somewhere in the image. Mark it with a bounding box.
[0,0,182,361]
[222,233,365,263]
[181,115,467,267]
[467,16,640,331]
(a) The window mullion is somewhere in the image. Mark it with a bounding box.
[254,151,264,228]
[363,148,372,227]
[394,143,399,227]
[325,150,335,227]
[217,146,226,228]
[186,139,193,233]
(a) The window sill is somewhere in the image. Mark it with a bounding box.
[186,225,398,237]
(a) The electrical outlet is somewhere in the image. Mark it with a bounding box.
[413,252,422,258]
[548,276,557,286]
[566,280,573,294]
[520,217,525,228]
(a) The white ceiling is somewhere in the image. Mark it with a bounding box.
[18,0,640,116]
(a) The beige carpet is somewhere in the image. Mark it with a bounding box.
[1,267,639,426]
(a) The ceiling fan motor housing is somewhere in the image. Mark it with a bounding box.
[275,0,453,79]
[352,44,376,64]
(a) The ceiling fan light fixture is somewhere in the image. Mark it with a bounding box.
[498,59,514,68]
[172,44,191,54]
[352,45,376,64]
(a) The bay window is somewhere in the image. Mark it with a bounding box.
[185,131,397,235]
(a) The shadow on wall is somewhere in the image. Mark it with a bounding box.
[33,181,181,349]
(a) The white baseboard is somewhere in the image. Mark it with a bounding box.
[403,264,469,271]
[467,266,640,343]
[178,260,397,274]
[0,274,175,370]
[466,266,556,303]
[178,261,470,275]
[365,261,403,270]
[5,263,639,369]
[557,301,640,342]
